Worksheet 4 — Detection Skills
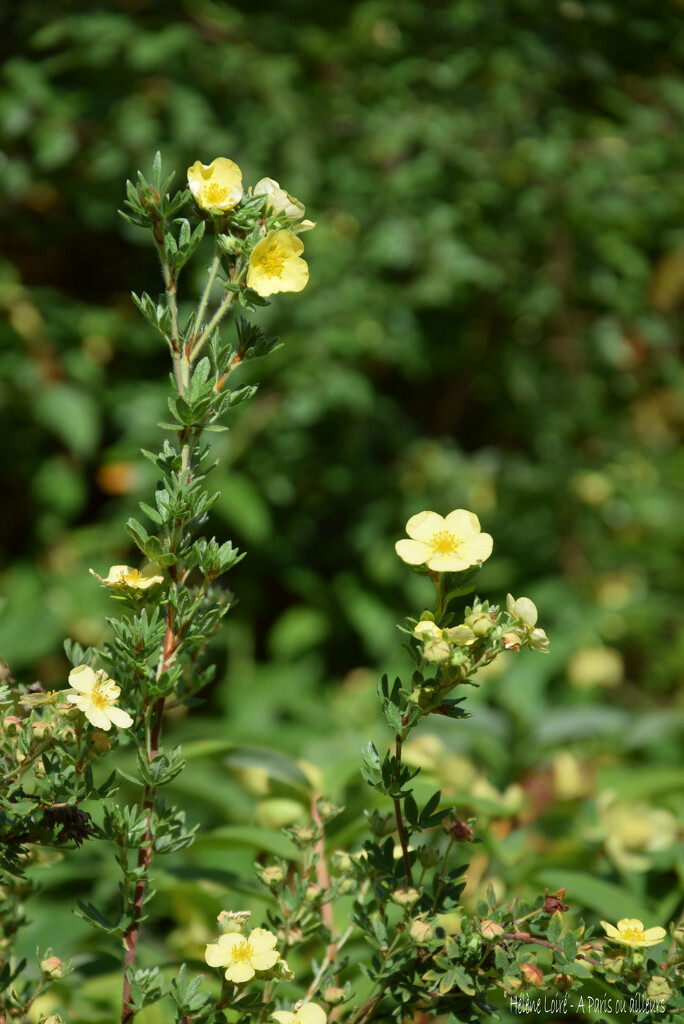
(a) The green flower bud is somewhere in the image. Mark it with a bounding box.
[392,886,420,907]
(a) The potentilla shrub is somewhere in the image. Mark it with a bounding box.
[1,157,681,1024]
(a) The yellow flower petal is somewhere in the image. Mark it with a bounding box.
[298,1006,327,1024]
[205,942,230,968]
[225,961,255,983]
[68,665,96,693]
[272,1014,296,1024]
[395,538,432,565]
[406,511,445,541]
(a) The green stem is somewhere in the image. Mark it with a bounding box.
[193,244,221,342]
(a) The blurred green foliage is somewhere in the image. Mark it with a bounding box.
[2,1,684,1018]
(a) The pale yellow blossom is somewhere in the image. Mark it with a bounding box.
[187,158,243,211]
[247,230,309,297]
[64,665,133,731]
[205,927,279,983]
[395,510,493,573]
[89,564,164,591]
[272,1003,327,1024]
[253,177,315,230]
[601,918,667,949]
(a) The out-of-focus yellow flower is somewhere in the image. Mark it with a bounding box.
[567,646,623,688]
[19,690,60,709]
[600,919,667,949]
[272,1002,327,1024]
[253,177,315,231]
[552,751,593,801]
[89,564,164,591]
[205,927,279,983]
[64,665,133,731]
[395,510,493,573]
[594,792,677,872]
[187,158,243,211]
[247,230,309,297]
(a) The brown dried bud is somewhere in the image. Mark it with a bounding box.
[520,962,543,987]
[447,818,474,842]
[554,973,573,990]
[543,888,569,914]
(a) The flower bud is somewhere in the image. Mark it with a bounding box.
[90,729,111,755]
[554,973,573,991]
[392,886,420,908]
[304,883,323,904]
[323,986,346,1006]
[317,799,341,823]
[288,826,315,847]
[32,720,52,739]
[528,628,550,653]
[331,850,352,873]
[468,612,493,636]
[40,956,63,978]
[4,715,23,734]
[337,877,358,895]
[217,910,251,933]
[506,595,538,627]
[417,846,441,868]
[258,865,285,888]
[603,949,626,974]
[275,957,295,981]
[520,962,543,987]
[480,919,504,939]
[409,919,433,945]
[646,976,672,1003]
[502,631,522,651]
[366,810,395,837]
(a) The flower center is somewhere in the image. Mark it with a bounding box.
[202,182,229,206]
[260,250,285,278]
[90,686,111,711]
[430,530,460,556]
[620,924,643,942]
[232,939,252,963]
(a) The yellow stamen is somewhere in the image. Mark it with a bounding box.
[90,686,111,711]
[430,530,460,556]
[202,182,229,206]
[260,251,286,278]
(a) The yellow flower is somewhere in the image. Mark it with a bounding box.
[205,927,279,983]
[187,158,243,211]
[247,230,309,297]
[395,510,493,573]
[19,689,60,709]
[601,918,667,949]
[272,1003,327,1024]
[89,564,164,591]
[64,665,133,731]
